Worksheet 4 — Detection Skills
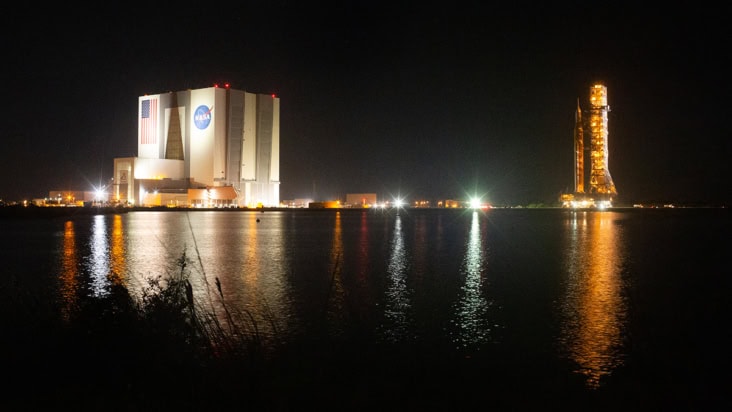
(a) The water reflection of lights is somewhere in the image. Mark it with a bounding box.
[60,215,128,317]
[559,211,627,389]
[109,214,126,286]
[126,211,190,298]
[209,211,292,340]
[60,221,79,320]
[452,210,491,349]
[202,212,263,334]
[249,212,292,340]
[382,213,413,342]
[242,212,261,296]
[83,215,128,297]
[89,215,111,296]
[325,211,346,334]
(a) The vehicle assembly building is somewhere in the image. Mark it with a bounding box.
[562,83,618,208]
[113,85,280,207]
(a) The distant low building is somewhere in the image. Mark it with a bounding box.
[44,190,99,206]
[281,198,313,208]
[437,199,463,208]
[309,201,342,209]
[345,193,377,208]
[412,199,431,208]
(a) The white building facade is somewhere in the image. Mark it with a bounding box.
[113,86,280,207]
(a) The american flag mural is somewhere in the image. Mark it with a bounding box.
[140,98,158,144]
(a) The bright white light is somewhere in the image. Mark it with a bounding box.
[470,197,482,209]
[394,198,405,208]
[570,199,595,209]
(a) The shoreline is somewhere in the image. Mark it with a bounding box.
[1,204,726,219]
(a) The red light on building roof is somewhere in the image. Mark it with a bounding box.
[272,94,276,98]
[225,83,230,88]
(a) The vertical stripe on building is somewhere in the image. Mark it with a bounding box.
[141,98,157,145]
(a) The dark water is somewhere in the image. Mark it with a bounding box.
[1,207,729,408]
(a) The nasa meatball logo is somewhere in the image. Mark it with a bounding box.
[194,105,213,130]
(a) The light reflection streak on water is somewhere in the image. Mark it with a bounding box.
[125,211,187,298]
[253,213,292,339]
[382,213,412,342]
[109,215,126,286]
[240,212,260,303]
[239,212,291,340]
[325,211,347,335]
[88,215,111,296]
[180,212,293,342]
[59,220,79,320]
[452,211,491,349]
[201,212,263,335]
[560,211,626,389]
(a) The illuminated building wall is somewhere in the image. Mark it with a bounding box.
[114,86,280,207]
[561,84,618,208]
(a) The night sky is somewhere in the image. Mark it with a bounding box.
[2,3,729,206]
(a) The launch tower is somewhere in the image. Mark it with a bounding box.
[574,98,585,194]
[588,84,617,196]
[561,83,617,208]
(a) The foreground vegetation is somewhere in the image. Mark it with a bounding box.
[2,251,465,410]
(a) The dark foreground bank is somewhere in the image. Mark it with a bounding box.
[2,277,726,412]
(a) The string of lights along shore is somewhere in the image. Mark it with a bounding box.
[561,83,617,209]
